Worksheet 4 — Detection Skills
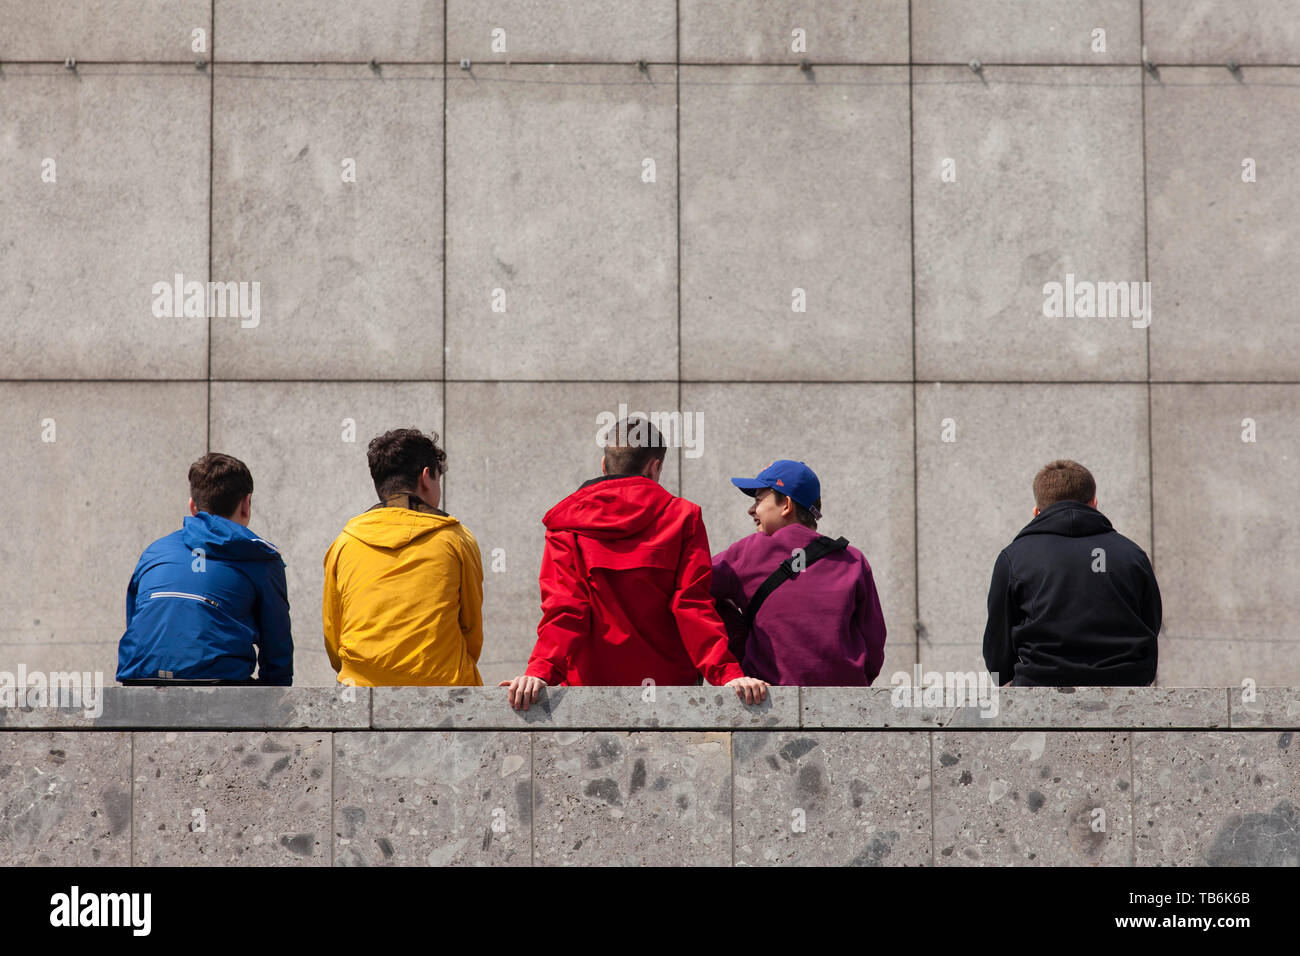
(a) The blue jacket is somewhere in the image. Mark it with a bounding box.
[117,512,293,684]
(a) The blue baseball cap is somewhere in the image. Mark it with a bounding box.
[731,460,822,520]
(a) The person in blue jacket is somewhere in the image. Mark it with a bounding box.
[117,453,293,685]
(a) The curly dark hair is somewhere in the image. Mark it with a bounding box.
[367,428,447,499]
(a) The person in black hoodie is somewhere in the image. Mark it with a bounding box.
[983,460,1161,686]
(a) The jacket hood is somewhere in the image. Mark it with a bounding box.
[182,512,284,563]
[1014,500,1114,540]
[544,475,673,539]
[340,506,461,550]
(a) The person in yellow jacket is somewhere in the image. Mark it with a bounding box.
[323,428,484,686]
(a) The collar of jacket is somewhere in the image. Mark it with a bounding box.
[578,473,645,491]
[368,493,447,516]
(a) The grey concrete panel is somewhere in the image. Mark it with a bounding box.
[533,731,731,865]
[913,67,1147,381]
[0,383,206,681]
[1146,68,1300,380]
[133,731,330,865]
[0,732,131,865]
[1150,385,1300,685]
[373,685,796,729]
[444,382,679,679]
[214,0,443,62]
[1231,687,1300,728]
[1134,730,1300,865]
[933,731,1132,865]
[209,381,443,686]
[679,67,911,381]
[733,731,930,865]
[680,1,909,63]
[447,1,675,62]
[802,686,1227,728]
[0,687,371,729]
[680,383,917,681]
[445,65,676,380]
[915,384,1151,673]
[943,687,1228,728]
[802,686,956,728]
[1144,0,1300,65]
[0,1,207,61]
[210,65,443,379]
[0,66,209,378]
[912,1,1140,64]
[333,731,530,866]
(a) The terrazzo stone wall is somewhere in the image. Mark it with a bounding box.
[2,2,1299,688]
[2,686,1298,866]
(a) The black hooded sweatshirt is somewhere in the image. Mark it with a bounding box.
[982,500,1161,687]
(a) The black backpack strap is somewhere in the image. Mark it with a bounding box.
[741,535,848,629]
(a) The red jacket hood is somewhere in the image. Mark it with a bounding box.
[543,476,673,539]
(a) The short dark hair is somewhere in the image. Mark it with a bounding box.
[603,416,667,475]
[368,428,447,499]
[1033,459,1096,510]
[189,453,254,518]
[771,490,820,530]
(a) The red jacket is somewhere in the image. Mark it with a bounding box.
[525,475,745,687]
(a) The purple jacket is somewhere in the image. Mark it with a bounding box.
[711,524,886,686]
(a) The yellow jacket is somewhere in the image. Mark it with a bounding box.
[323,507,484,686]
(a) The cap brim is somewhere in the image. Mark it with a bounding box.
[730,477,767,496]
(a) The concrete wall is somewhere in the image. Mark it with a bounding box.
[2,2,1298,687]
[2,686,1298,866]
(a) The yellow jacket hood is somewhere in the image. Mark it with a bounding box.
[339,507,462,550]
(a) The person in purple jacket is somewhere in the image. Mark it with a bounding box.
[710,460,886,686]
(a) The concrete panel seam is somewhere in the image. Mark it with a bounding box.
[1128,731,1136,866]
[928,729,936,867]
[330,732,336,867]
[129,731,136,868]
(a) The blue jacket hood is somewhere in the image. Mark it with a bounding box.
[181,512,284,564]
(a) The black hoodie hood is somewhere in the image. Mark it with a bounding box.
[1014,500,1113,540]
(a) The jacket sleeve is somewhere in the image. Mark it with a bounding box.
[982,550,1016,685]
[673,510,745,686]
[255,560,294,686]
[710,543,742,605]
[124,559,142,629]
[321,542,343,677]
[710,542,751,665]
[526,531,590,685]
[1140,552,1162,637]
[855,555,887,686]
[458,530,485,666]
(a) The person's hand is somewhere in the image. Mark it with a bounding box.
[725,676,769,705]
[499,675,547,710]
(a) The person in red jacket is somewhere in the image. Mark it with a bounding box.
[501,416,769,710]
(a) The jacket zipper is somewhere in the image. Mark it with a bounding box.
[150,591,220,609]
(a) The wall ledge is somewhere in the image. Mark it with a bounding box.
[1,684,1295,730]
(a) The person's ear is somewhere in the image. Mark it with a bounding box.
[1032,506,1040,517]
[241,494,252,520]
[782,496,795,518]
[189,497,200,517]
[647,457,663,482]
[1088,497,1098,509]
